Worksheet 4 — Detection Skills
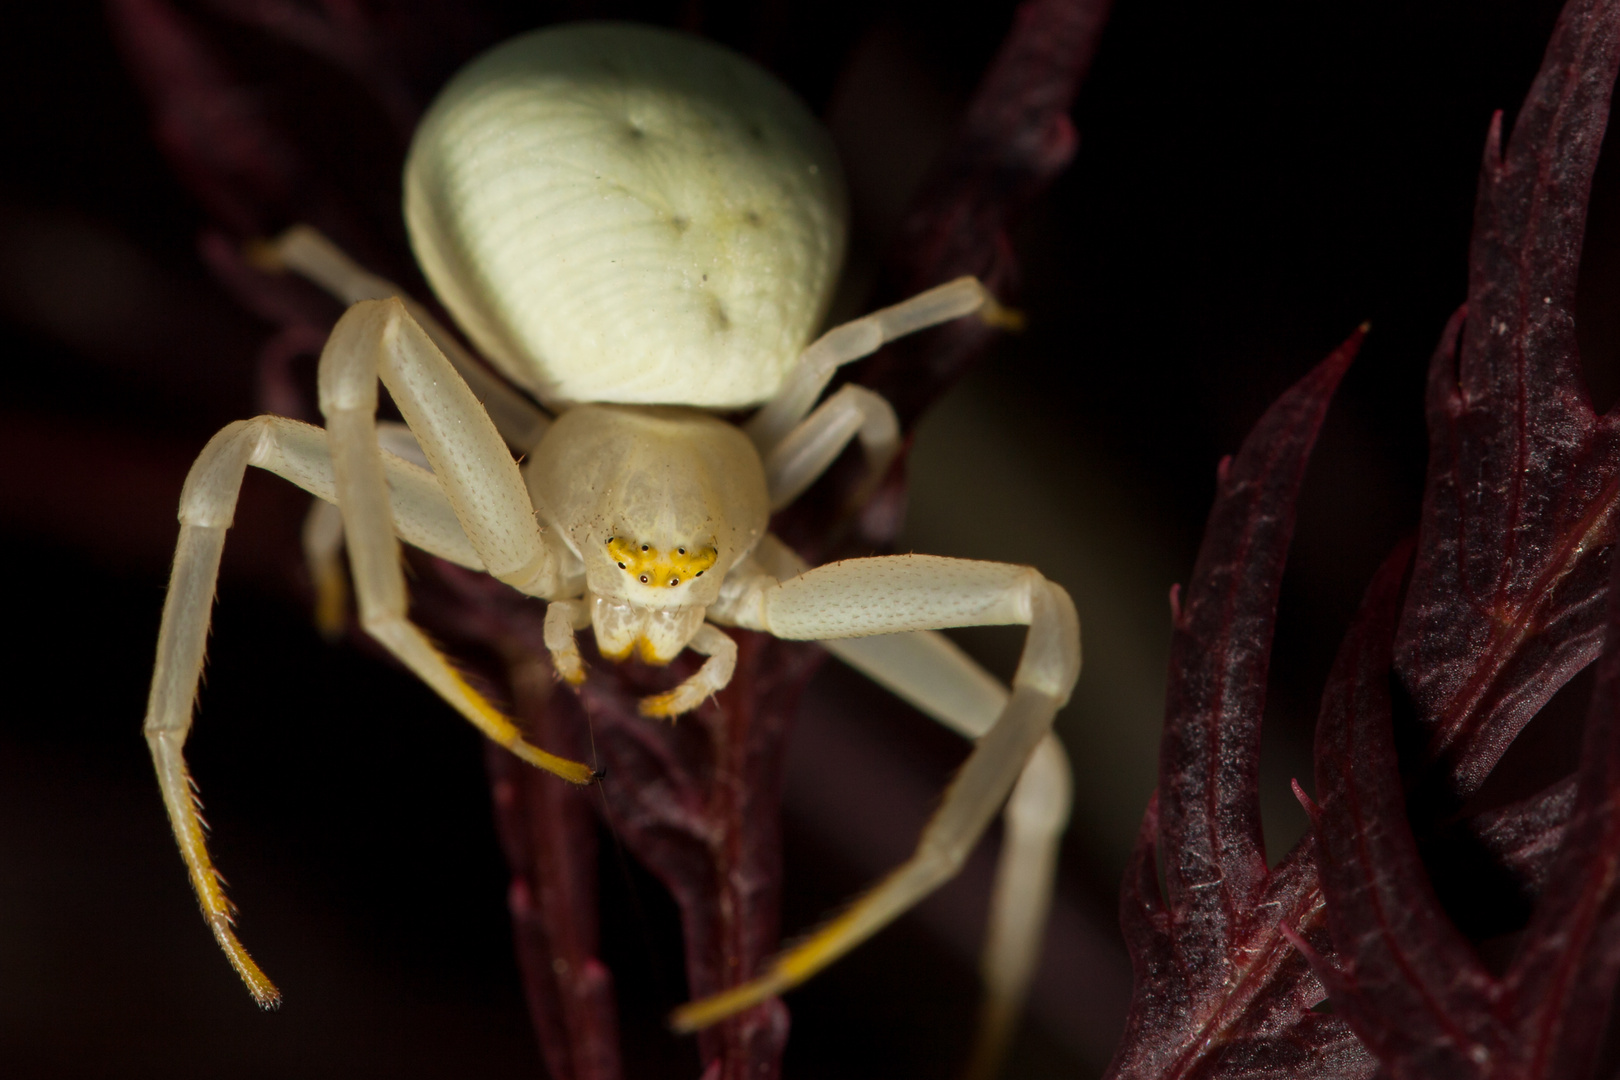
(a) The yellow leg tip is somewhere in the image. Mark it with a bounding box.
[669,972,790,1033]
[638,690,685,719]
[209,917,282,1009]
[312,569,349,641]
[507,742,601,786]
[980,299,1026,333]
[243,237,287,274]
[439,664,599,785]
[672,896,879,1031]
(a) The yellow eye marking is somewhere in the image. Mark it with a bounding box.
[606,536,717,587]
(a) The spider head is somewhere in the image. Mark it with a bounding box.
[583,534,727,664]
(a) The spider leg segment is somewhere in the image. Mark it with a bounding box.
[762,383,898,510]
[828,631,1073,1077]
[314,298,587,777]
[543,598,593,685]
[971,735,1071,1076]
[733,537,1074,1071]
[300,421,438,639]
[678,551,1079,1033]
[745,275,1014,453]
[257,224,553,450]
[302,496,348,639]
[637,623,738,718]
[144,412,491,1007]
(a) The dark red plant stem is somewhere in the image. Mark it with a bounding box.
[106,0,299,236]
[689,635,805,1079]
[856,0,1112,429]
[410,562,626,1080]
[488,656,621,1080]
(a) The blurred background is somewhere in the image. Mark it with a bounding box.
[0,0,1612,1076]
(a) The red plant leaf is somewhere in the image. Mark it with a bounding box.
[1309,441,1620,1080]
[1308,543,1509,1077]
[1105,330,1373,1080]
[1110,0,1620,1073]
[1395,0,1620,801]
[1503,543,1620,1078]
[1420,776,1576,941]
[1297,2,1620,1071]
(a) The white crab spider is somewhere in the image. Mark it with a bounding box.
[142,21,1078,1064]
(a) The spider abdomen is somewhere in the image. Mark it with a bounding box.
[404,23,849,410]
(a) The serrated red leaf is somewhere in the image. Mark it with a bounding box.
[1105,330,1374,1080]
[1112,0,1620,1073]
[1395,0,1620,802]
[1300,3,1620,1070]
[1420,776,1576,941]
[1310,543,1509,1079]
[1502,549,1620,1079]
[1310,449,1620,1080]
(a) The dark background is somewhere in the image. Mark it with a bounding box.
[0,0,1609,1077]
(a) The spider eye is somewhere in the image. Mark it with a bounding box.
[641,544,649,551]
[695,570,704,577]
[678,547,685,554]
[606,537,615,544]
[639,574,649,583]
[669,578,679,586]
[617,562,626,569]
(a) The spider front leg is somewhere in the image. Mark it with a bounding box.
[679,552,1079,1031]
[732,537,1074,1072]
[300,421,449,639]
[827,632,1073,1078]
[315,298,590,779]
[145,411,509,1005]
